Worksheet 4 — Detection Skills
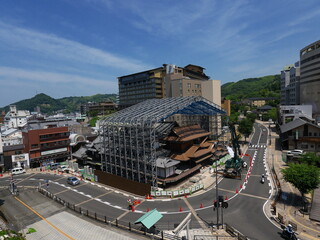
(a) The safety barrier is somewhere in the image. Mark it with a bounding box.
[38,187,181,240]
[225,223,249,240]
[150,183,204,198]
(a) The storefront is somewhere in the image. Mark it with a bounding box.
[11,153,30,168]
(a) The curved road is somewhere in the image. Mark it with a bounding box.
[1,123,282,239]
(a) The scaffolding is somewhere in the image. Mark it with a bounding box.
[100,96,225,188]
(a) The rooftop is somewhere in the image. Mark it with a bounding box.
[101,96,225,126]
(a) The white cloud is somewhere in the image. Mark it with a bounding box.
[0,66,116,88]
[0,21,150,72]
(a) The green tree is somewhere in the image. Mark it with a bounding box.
[282,163,320,196]
[246,112,257,123]
[299,152,320,167]
[238,118,253,142]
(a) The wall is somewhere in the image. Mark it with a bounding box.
[94,170,151,196]
[201,80,221,106]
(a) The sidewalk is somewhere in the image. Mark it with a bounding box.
[261,121,320,240]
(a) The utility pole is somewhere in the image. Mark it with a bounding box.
[215,158,219,229]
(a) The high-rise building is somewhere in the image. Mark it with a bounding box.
[118,64,221,108]
[118,64,222,137]
[300,40,320,121]
[280,62,300,105]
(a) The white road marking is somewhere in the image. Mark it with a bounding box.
[114,205,122,209]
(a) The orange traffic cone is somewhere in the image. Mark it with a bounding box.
[200,203,203,208]
[179,207,182,212]
[225,196,228,201]
[236,189,239,193]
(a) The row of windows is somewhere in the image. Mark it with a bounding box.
[301,43,320,56]
[40,140,69,148]
[301,52,320,65]
[40,132,69,140]
[300,59,320,71]
[300,72,320,79]
[187,83,201,88]
[300,64,320,75]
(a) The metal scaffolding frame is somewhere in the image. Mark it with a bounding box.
[100,96,225,187]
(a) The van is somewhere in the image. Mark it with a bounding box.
[287,149,304,156]
[50,163,60,170]
[11,167,26,175]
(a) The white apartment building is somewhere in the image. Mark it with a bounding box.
[4,105,31,128]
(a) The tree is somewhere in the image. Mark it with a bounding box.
[299,152,320,167]
[282,163,320,196]
[237,118,253,142]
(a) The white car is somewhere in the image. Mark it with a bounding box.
[11,167,26,175]
[58,165,70,173]
[287,149,304,156]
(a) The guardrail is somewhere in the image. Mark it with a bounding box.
[37,187,181,240]
[225,223,249,240]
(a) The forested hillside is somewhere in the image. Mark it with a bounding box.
[221,75,280,101]
[0,93,117,114]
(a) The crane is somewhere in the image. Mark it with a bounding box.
[223,123,244,179]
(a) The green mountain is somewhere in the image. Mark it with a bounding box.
[0,93,117,114]
[221,74,280,101]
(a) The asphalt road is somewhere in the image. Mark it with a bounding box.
[1,123,283,239]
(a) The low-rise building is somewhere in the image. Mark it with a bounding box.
[279,105,313,125]
[23,126,70,168]
[280,118,320,152]
[3,144,25,170]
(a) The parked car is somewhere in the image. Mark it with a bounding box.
[58,165,70,173]
[67,177,80,186]
[50,163,60,170]
[287,150,304,156]
[11,167,26,175]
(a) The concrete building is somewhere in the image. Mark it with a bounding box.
[244,97,278,107]
[2,144,25,170]
[300,40,320,122]
[23,126,70,168]
[279,105,313,125]
[118,64,221,107]
[4,105,31,128]
[280,62,300,105]
[221,98,231,116]
[0,128,23,146]
[80,101,117,116]
[118,67,165,108]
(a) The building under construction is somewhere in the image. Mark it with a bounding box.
[98,96,225,193]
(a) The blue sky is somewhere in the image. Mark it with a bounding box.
[1,0,320,107]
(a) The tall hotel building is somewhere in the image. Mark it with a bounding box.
[300,40,320,121]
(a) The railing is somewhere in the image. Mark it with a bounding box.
[37,187,181,240]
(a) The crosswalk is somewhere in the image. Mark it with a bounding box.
[249,144,267,148]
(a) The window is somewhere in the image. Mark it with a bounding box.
[187,83,191,88]
[31,144,38,149]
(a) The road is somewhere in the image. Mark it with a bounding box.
[1,123,283,239]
